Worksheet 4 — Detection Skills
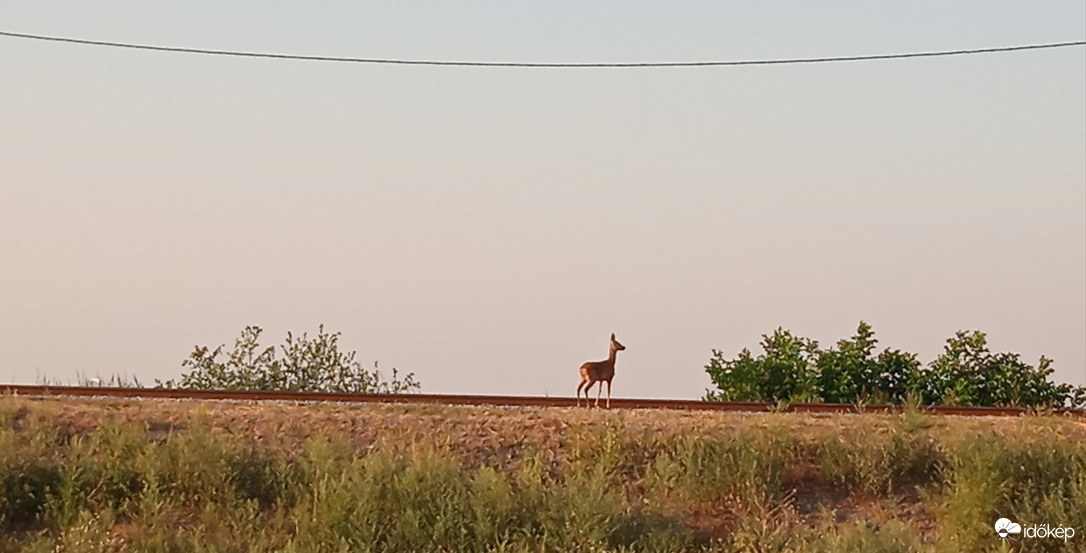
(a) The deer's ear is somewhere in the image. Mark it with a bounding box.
[611,333,616,341]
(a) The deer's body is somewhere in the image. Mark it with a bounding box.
[576,333,625,408]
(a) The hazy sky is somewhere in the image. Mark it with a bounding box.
[2,2,1084,398]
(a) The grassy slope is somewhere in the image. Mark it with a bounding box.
[1,396,1084,552]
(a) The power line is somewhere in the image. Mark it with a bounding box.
[1,30,1083,68]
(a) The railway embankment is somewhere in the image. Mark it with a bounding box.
[1,394,1083,552]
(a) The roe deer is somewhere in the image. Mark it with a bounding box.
[576,333,626,408]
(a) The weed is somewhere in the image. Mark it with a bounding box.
[810,520,929,553]
[1,397,1083,553]
[819,427,939,496]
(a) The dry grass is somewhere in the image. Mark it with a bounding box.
[18,395,1081,451]
[2,396,1084,552]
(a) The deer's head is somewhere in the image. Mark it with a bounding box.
[610,333,626,351]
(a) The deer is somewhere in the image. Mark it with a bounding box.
[576,333,626,408]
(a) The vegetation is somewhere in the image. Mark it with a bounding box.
[1,397,1083,552]
[36,372,143,389]
[705,321,1085,409]
[157,325,420,394]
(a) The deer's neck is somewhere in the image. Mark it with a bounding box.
[607,346,618,366]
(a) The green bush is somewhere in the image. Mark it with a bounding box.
[705,322,1084,409]
[816,322,920,405]
[912,331,1078,408]
[159,325,421,394]
[704,328,820,403]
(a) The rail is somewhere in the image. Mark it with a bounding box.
[3,384,1082,417]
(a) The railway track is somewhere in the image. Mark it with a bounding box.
[2,384,1082,417]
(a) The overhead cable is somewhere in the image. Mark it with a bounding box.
[1,30,1083,68]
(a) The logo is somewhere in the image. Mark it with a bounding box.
[995,518,1021,541]
[995,517,1075,543]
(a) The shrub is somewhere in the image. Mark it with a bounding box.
[0,460,63,527]
[159,324,421,394]
[704,328,820,403]
[706,323,1083,409]
[913,330,1079,408]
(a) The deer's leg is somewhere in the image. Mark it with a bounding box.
[582,381,595,408]
[576,379,587,407]
[595,381,603,408]
[605,380,612,409]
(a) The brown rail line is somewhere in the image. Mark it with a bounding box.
[1,384,1082,417]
